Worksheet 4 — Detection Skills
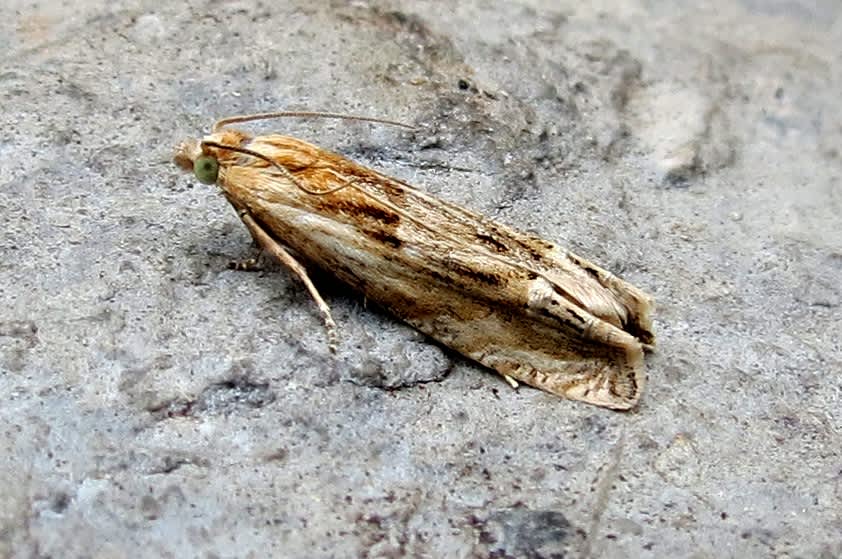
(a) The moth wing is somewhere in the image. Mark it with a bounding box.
[395,292,645,410]
[324,166,651,408]
[360,170,655,346]
[207,134,651,408]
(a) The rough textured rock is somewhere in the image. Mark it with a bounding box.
[2,1,841,557]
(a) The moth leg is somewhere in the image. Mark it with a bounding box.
[502,374,519,389]
[237,211,339,352]
[228,249,265,271]
[229,220,266,271]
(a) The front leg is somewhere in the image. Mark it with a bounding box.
[237,210,339,352]
[228,246,265,271]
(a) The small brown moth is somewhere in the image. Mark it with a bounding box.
[174,111,655,409]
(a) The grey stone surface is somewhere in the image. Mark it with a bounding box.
[2,1,841,557]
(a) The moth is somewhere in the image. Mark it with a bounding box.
[174,111,655,409]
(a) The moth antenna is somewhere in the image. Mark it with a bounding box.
[212,111,416,133]
[201,141,355,196]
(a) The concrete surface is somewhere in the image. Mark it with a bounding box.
[2,1,840,557]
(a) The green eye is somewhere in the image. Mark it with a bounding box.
[193,155,219,184]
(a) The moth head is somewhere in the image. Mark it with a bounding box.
[174,138,221,185]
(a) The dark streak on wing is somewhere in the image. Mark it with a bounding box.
[427,268,449,285]
[476,232,510,253]
[566,308,589,327]
[380,180,409,206]
[325,198,402,225]
[516,236,555,262]
[366,229,403,248]
[621,316,653,346]
[548,282,587,313]
[566,253,605,279]
[579,262,601,280]
[448,260,503,286]
[537,307,587,332]
[610,368,638,400]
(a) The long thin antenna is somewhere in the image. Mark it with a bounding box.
[212,111,416,133]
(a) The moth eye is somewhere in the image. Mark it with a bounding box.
[193,155,219,184]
